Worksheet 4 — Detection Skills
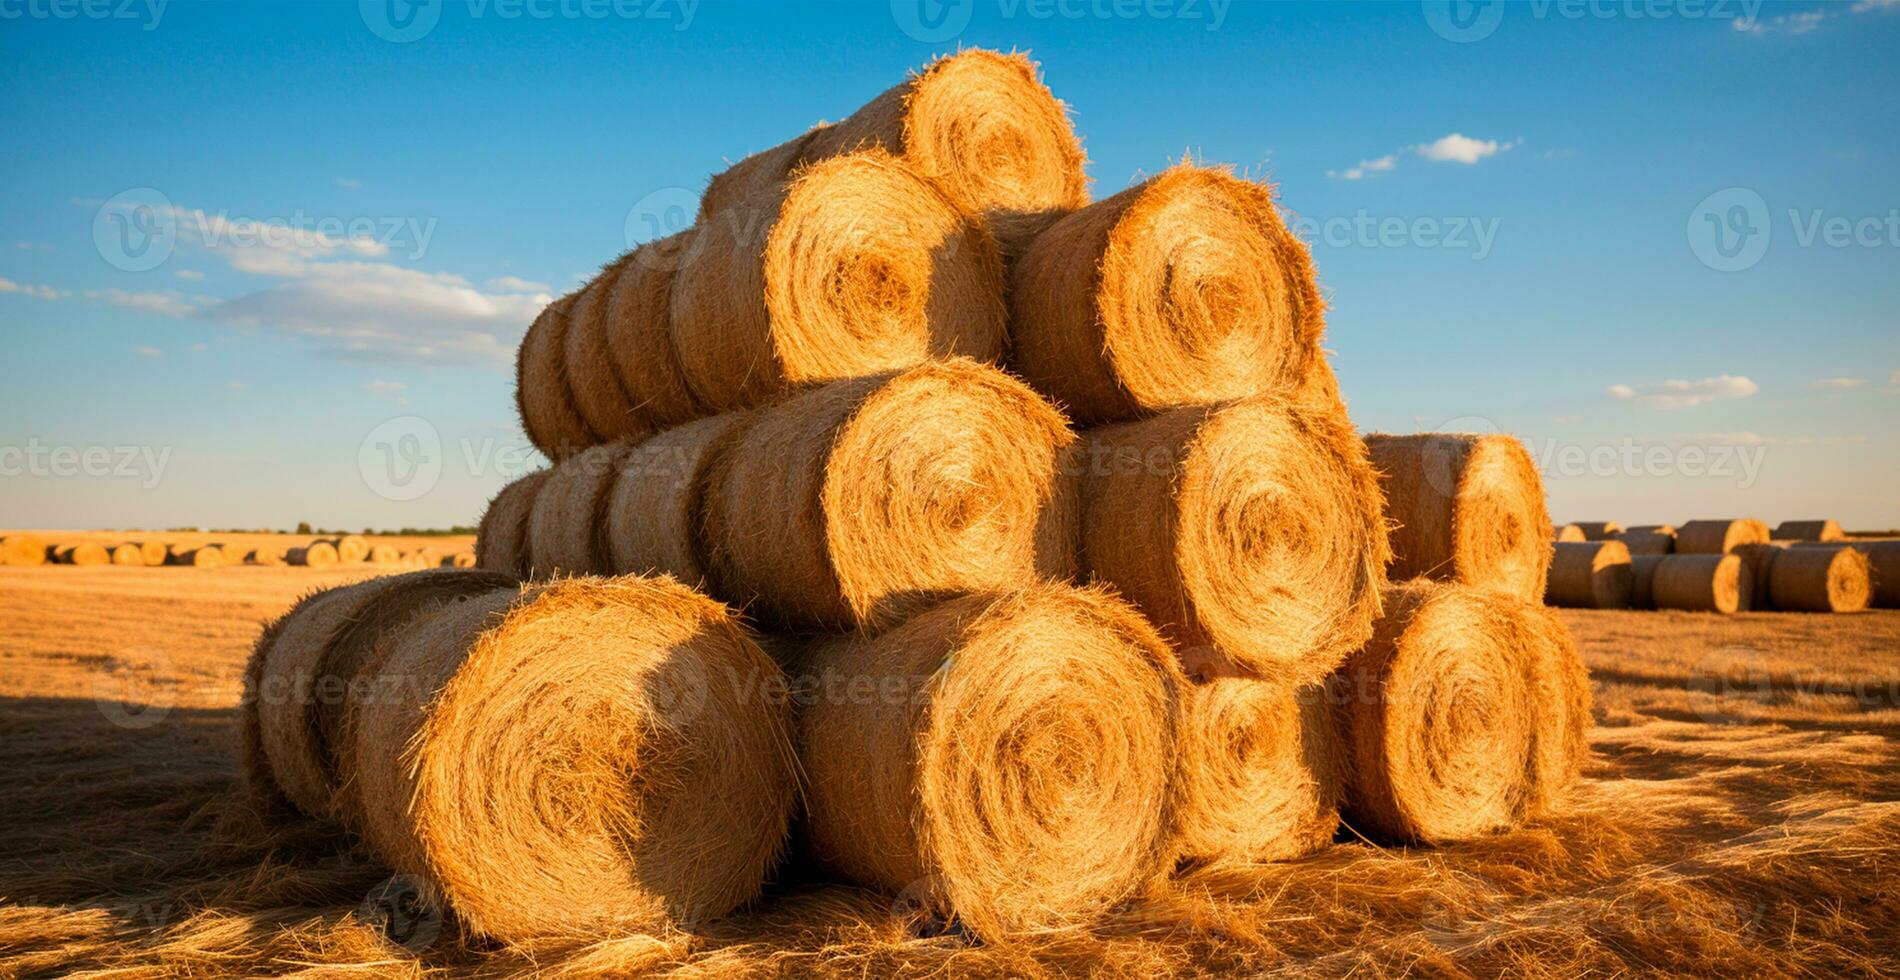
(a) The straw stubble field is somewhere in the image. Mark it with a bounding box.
[2,561,1896,976]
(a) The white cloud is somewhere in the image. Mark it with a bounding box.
[133,345,163,358]
[86,288,212,318]
[1327,154,1400,181]
[1416,133,1519,165]
[360,379,407,394]
[486,275,551,293]
[1608,374,1760,410]
[0,277,67,300]
[1809,377,1867,390]
[1737,0,1895,35]
[175,269,205,281]
[336,178,362,189]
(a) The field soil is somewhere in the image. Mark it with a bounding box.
[2,565,1896,976]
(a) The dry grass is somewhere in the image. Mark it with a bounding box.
[3,565,1898,976]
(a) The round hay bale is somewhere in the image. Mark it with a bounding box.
[1675,518,1769,554]
[604,413,749,585]
[671,149,1008,413]
[132,540,168,566]
[0,534,50,567]
[171,546,223,568]
[1328,583,1538,844]
[1615,526,1676,556]
[287,541,338,568]
[1646,554,1745,613]
[705,359,1076,631]
[1731,541,1787,611]
[475,469,549,579]
[326,535,369,564]
[1774,519,1844,542]
[1572,521,1621,541]
[1852,541,1900,608]
[352,576,797,941]
[55,542,111,566]
[605,231,702,430]
[246,545,286,566]
[698,49,1086,226]
[1170,678,1338,866]
[561,267,651,443]
[1010,164,1324,426]
[111,543,144,566]
[527,442,634,579]
[1517,602,1593,815]
[796,584,1180,941]
[441,551,476,568]
[366,543,401,565]
[1078,398,1388,683]
[516,293,597,460]
[1552,523,1587,543]
[245,568,518,819]
[1364,433,1552,602]
[1545,541,1633,609]
[1767,545,1871,613]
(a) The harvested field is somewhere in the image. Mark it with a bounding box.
[3,565,1895,976]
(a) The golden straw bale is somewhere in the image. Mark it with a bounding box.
[475,469,549,579]
[561,268,652,444]
[1552,523,1586,543]
[170,546,223,568]
[126,541,166,565]
[697,49,1086,228]
[1078,398,1387,683]
[245,545,286,566]
[111,543,144,566]
[795,585,1180,941]
[1616,525,1676,556]
[0,534,49,567]
[1170,677,1338,866]
[287,541,339,568]
[527,443,634,578]
[1328,582,1540,844]
[705,359,1075,631]
[1010,164,1324,426]
[1848,541,1900,608]
[516,293,596,460]
[56,542,111,566]
[1545,541,1633,609]
[671,150,1007,413]
[604,414,750,585]
[1774,519,1845,542]
[325,535,369,564]
[351,576,797,941]
[366,544,401,564]
[442,551,477,568]
[1675,518,1770,554]
[604,232,702,429]
[1731,541,1787,611]
[1572,521,1621,540]
[1517,602,1593,816]
[1768,545,1872,613]
[1644,554,1745,614]
[1364,433,1552,602]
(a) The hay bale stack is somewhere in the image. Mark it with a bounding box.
[1517,602,1593,815]
[697,49,1086,234]
[1364,433,1552,602]
[287,541,339,568]
[1615,525,1676,556]
[1774,519,1844,542]
[1328,583,1541,844]
[672,150,1008,414]
[1767,545,1871,613]
[246,545,286,566]
[1077,398,1388,683]
[249,573,797,941]
[1010,164,1325,426]
[1675,518,1769,554]
[528,442,635,578]
[1552,524,1586,543]
[516,294,596,461]
[1170,677,1338,866]
[55,542,112,566]
[1644,554,1745,614]
[1545,541,1633,609]
[796,585,1180,941]
[604,413,750,585]
[170,545,223,568]
[559,265,653,445]
[1731,542,1787,611]
[1572,521,1621,541]
[0,534,49,567]
[475,470,549,579]
[111,543,145,566]
[706,359,1076,631]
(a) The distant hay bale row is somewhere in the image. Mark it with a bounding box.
[1329,582,1589,844]
[1674,518,1769,554]
[1552,523,1586,543]
[1774,519,1844,542]
[1729,543,1875,613]
[1546,540,1632,609]
[0,534,50,567]
[1364,432,1552,603]
[489,359,1079,632]
[1630,554,1745,614]
[244,570,798,943]
[1571,521,1621,540]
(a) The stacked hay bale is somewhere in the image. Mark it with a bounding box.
[1615,524,1677,556]
[1774,519,1844,542]
[1546,540,1633,609]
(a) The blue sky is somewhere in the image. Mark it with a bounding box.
[1,0,1895,531]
